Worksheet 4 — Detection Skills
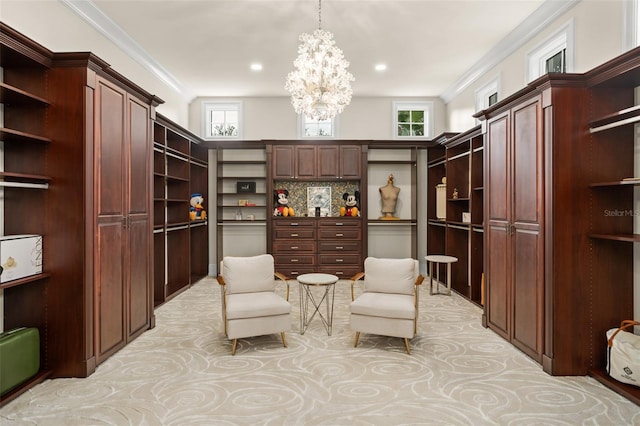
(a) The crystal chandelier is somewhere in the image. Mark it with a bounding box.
[285,0,354,121]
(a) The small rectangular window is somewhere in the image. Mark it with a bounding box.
[545,49,566,73]
[488,92,498,107]
[303,117,334,138]
[393,102,432,139]
[203,101,242,139]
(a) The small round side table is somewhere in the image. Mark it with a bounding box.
[425,255,458,296]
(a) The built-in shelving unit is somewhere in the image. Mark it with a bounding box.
[367,143,421,259]
[0,24,53,404]
[153,114,209,307]
[216,142,268,269]
[427,128,484,305]
[584,48,640,404]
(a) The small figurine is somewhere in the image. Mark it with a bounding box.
[452,188,459,199]
[341,191,360,217]
[190,193,207,220]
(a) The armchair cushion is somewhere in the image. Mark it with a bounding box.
[350,292,415,320]
[363,257,418,295]
[223,254,276,294]
[226,292,291,320]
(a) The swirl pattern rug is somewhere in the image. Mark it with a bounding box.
[1,277,638,425]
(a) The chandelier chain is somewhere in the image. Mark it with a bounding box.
[318,0,322,30]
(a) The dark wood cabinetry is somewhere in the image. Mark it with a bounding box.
[267,141,366,278]
[272,217,362,278]
[582,48,640,405]
[483,97,544,362]
[271,143,361,179]
[0,23,53,405]
[427,130,484,305]
[153,114,209,306]
[0,23,162,405]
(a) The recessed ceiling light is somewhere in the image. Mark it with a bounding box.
[250,63,263,71]
[375,63,387,72]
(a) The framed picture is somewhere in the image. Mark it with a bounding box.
[307,186,331,217]
[236,181,256,193]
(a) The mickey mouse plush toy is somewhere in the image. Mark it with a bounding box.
[273,189,293,216]
[342,191,360,217]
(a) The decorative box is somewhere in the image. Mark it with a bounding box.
[0,235,43,283]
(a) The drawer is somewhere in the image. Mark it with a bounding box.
[273,241,316,252]
[319,218,361,227]
[274,229,316,239]
[318,241,360,253]
[318,228,361,240]
[273,219,315,228]
[276,267,315,279]
[274,254,316,265]
[318,254,361,265]
[317,266,361,279]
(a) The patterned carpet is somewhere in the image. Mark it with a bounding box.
[1,277,638,425]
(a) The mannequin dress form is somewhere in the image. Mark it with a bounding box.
[379,174,400,220]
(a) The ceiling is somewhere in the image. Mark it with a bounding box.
[77,0,559,101]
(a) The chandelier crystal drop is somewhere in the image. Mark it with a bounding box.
[285,1,354,121]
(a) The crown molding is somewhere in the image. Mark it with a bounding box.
[440,0,581,104]
[60,0,193,101]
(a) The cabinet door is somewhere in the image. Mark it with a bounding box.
[317,145,339,178]
[486,112,510,340]
[273,145,295,179]
[126,96,152,340]
[339,145,361,179]
[485,98,543,363]
[510,98,543,361]
[95,78,127,363]
[295,145,316,178]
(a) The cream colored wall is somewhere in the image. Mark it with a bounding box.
[189,96,446,140]
[0,0,190,125]
[446,0,625,132]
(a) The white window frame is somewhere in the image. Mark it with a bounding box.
[475,75,501,113]
[624,0,640,50]
[298,114,339,139]
[392,101,434,140]
[525,19,575,83]
[202,101,243,140]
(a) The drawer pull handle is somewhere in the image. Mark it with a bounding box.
[290,223,299,226]
[291,259,299,262]
[291,233,299,237]
[336,222,343,226]
[336,246,343,249]
[336,233,343,237]
[291,246,299,249]
[336,259,344,262]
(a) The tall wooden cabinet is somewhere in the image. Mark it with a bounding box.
[0,25,162,406]
[46,54,162,375]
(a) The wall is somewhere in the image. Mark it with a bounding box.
[0,0,190,124]
[446,0,625,132]
[189,96,446,140]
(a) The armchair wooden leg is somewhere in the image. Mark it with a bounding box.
[281,332,287,348]
[404,338,411,355]
[354,331,360,348]
[231,339,238,355]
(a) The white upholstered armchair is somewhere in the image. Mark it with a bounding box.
[217,254,291,355]
[349,257,424,354]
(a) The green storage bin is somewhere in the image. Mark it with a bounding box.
[0,327,40,395]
